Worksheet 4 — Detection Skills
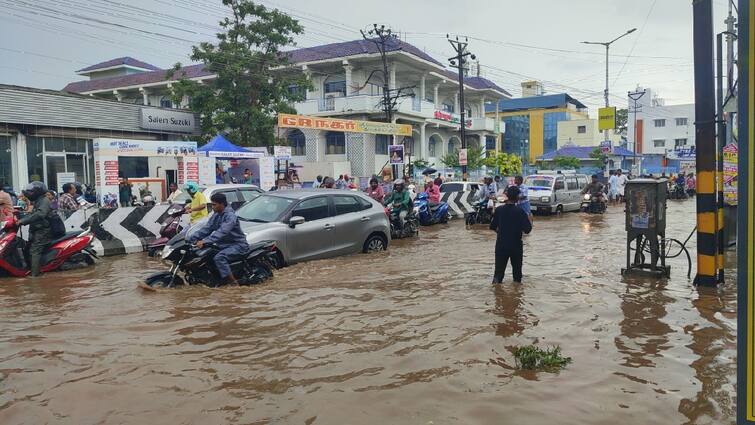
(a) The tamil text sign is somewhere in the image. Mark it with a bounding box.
[598,107,616,131]
[723,143,738,205]
[278,114,412,136]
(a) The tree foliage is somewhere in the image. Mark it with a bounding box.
[551,156,581,170]
[168,0,309,146]
[589,147,608,165]
[616,108,628,132]
[440,145,487,170]
[484,152,522,176]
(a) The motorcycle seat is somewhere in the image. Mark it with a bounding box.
[49,231,81,246]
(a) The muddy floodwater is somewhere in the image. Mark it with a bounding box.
[0,200,737,424]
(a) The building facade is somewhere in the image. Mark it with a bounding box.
[626,86,695,157]
[484,83,588,164]
[0,84,199,192]
[557,118,623,148]
[63,40,510,180]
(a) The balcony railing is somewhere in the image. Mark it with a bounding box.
[318,97,335,111]
[411,96,421,112]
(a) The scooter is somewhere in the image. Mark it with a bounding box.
[579,193,607,214]
[465,198,494,226]
[386,204,419,239]
[0,216,97,277]
[669,184,687,200]
[146,204,186,257]
[414,192,450,226]
[142,235,276,289]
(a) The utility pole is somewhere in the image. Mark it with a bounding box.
[692,0,719,287]
[582,28,637,145]
[628,89,646,174]
[447,35,476,181]
[361,24,415,180]
[716,32,726,283]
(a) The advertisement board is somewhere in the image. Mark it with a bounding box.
[598,107,617,131]
[389,145,404,165]
[723,143,738,205]
[139,108,197,133]
[599,140,612,154]
[274,145,292,160]
[458,148,468,166]
[278,114,412,136]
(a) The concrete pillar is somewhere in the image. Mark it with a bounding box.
[15,132,28,188]
[420,73,427,101]
[139,87,149,105]
[301,65,312,100]
[454,92,460,114]
[420,123,428,159]
[433,84,440,109]
[343,61,353,96]
[389,64,397,91]
[480,96,486,118]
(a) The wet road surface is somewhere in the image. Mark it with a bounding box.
[0,200,737,424]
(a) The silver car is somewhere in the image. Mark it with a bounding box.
[235,190,390,266]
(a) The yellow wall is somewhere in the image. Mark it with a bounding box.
[529,111,544,163]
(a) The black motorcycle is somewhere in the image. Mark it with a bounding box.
[579,193,607,214]
[669,184,687,200]
[143,234,276,289]
[465,198,494,226]
[388,206,419,239]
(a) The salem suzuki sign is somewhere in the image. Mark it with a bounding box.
[140,107,197,133]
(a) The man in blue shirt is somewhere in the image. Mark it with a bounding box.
[187,192,249,285]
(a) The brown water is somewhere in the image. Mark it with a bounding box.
[0,200,738,425]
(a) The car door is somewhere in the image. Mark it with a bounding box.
[285,196,334,263]
[565,176,579,210]
[332,194,369,254]
[553,177,566,208]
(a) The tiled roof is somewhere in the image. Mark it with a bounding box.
[77,56,161,73]
[539,145,635,160]
[64,39,510,97]
[486,93,587,113]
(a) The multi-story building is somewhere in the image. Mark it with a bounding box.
[484,81,588,164]
[557,118,623,148]
[626,86,695,156]
[64,39,510,180]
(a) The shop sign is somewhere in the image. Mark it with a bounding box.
[723,143,738,205]
[94,138,198,157]
[274,146,292,160]
[139,108,196,133]
[433,110,472,128]
[278,114,412,136]
[667,146,696,160]
[598,107,616,130]
[458,148,468,166]
[600,140,612,154]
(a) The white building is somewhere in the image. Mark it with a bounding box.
[557,118,623,148]
[626,87,695,156]
[64,40,511,180]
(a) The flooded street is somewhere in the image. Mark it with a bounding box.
[0,200,737,424]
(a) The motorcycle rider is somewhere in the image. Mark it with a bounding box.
[184,182,208,224]
[582,174,606,203]
[383,179,412,231]
[424,179,441,205]
[17,182,52,276]
[187,193,249,285]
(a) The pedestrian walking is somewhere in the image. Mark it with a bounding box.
[18,182,53,276]
[615,169,628,202]
[312,175,323,189]
[119,177,133,207]
[490,185,532,284]
[607,170,619,205]
[513,175,532,223]
[58,183,80,214]
[335,175,346,189]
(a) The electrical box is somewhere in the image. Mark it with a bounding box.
[622,178,670,277]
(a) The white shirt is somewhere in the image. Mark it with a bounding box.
[608,175,619,192]
[617,175,628,195]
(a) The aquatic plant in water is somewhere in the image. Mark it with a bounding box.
[513,345,572,371]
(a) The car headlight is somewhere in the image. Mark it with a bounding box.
[540,196,550,202]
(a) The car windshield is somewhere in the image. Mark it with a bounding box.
[524,177,554,189]
[236,195,294,223]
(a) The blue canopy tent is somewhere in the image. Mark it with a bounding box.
[196,134,272,188]
[198,134,263,159]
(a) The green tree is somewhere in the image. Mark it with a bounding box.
[551,156,581,170]
[616,108,628,132]
[589,147,608,166]
[484,152,522,176]
[168,0,309,146]
[440,145,487,170]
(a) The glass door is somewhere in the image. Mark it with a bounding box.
[45,154,66,192]
[0,136,11,188]
[66,154,87,185]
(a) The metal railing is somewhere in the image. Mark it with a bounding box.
[318,97,335,111]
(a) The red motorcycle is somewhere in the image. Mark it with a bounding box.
[0,216,97,277]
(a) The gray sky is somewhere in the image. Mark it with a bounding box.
[0,0,735,115]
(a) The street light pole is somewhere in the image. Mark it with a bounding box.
[582,28,637,144]
[447,35,476,181]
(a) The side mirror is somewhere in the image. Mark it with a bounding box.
[289,216,305,228]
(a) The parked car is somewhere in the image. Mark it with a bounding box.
[171,184,263,210]
[234,189,390,266]
[439,181,481,193]
[526,172,589,214]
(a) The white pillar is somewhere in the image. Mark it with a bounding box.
[343,61,353,96]
[433,84,440,109]
[454,92,460,114]
[301,65,312,100]
[389,64,397,91]
[15,132,28,188]
[480,96,486,118]
[420,73,427,101]
[420,123,427,160]
[139,87,149,105]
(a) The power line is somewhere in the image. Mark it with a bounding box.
[612,0,659,87]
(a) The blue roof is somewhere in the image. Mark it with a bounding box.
[539,145,635,160]
[199,134,248,153]
[485,93,587,113]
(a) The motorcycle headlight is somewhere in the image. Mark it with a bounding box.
[583,194,591,201]
[540,196,550,202]
[161,245,173,260]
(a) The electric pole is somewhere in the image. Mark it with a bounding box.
[582,28,637,145]
[628,89,646,174]
[447,35,476,181]
[361,24,416,180]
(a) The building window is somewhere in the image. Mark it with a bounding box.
[653,139,666,148]
[0,136,12,188]
[404,137,415,156]
[428,136,438,157]
[442,103,454,113]
[287,129,306,156]
[326,131,346,155]
[485,136,496,150]
[323,81,346,96]
[577,125,587,134]
[447,139,459,153]
[654,119,666,127]
[675,117,688,126]
[159,97,173,108]
[674,138,687,147]
[288,85,306,100]
[375,134,389,155]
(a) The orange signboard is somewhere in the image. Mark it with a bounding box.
[278,114,412,136]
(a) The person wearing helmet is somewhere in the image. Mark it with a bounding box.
[18,182,53,276]
[184,182,208,223]
[582,174,606,202]
[383,179,412,230]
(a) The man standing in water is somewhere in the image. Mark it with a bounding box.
[490,185,532,284]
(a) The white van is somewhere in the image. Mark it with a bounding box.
[525,172,589,214]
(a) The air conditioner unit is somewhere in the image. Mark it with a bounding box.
[325,92,343,99]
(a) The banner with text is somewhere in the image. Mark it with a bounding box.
[278,114,412,136]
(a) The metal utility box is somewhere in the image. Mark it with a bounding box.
[622,178,670,277]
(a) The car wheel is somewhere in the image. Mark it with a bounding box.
[363,234,387,253]
[556,205,564,215]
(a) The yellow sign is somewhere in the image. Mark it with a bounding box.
[278,114,412,136]
[598,107,617,131]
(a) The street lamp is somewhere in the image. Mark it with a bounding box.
[581,28,637,144]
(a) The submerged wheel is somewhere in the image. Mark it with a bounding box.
[556,205,564,215]
[465,213,476,226]
[363,234,387,253]
[146,275,184,289]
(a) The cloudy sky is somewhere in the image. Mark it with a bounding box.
[0,0,735,115]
